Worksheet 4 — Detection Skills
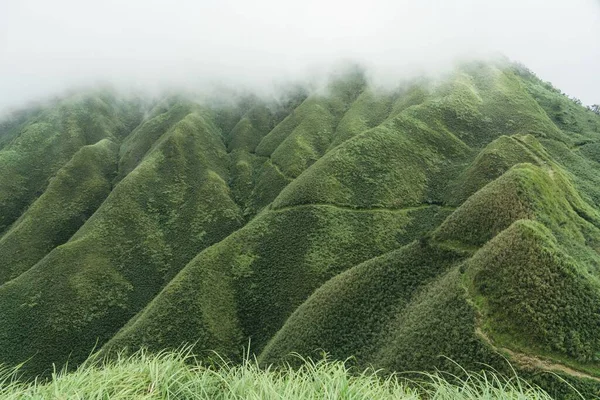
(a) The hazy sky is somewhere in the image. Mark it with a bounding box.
[1,0,599,112]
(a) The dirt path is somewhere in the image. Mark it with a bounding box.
[475,327,600,383]
[273,202,456,214]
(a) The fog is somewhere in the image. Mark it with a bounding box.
[1,0,599,112]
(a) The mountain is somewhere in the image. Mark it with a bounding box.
[0,61,599,397]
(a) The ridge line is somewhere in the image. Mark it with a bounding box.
[270,203,456,214]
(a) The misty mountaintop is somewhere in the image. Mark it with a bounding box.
[1,60,600,398]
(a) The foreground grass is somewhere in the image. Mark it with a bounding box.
[0,349,564,400]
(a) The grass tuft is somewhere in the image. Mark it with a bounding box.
[0,349,559,400]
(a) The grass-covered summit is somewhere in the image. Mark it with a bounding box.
[0,60,599,398]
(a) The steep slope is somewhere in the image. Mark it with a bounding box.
[259,240,473,366]
[271,63,562,210]
[447,134,544,204]
[116,98,193,181]
[104,204,451,358]
[255,68,366,178]
[466,219,600,367]
[0,107,244,376]
[106,64,600,389]
[261,161,600,397]
[0,93,141,233]
[0,60,599,399]
[0,139,118,284]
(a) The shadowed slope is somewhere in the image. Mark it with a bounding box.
[258,158,600,396]
[101,64,600,390]
[225,100,297,216]
[259,239,470,365]
[328,88,394,147]
[227,104,278,153]
[0,139,118,284]
[466,219,600,368]
[271,112,470,209]
[368,267,502,374]
[447,134,544,204]
[0,110,243,377]
[255,69,366,178]
[104,205,451,358]
[116,98,193,181]
[0,93,142,233]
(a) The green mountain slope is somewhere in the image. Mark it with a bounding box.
[0,139,118,284]
[0,106,245,376]
[0,93,140,233]
[0,60,599,397]
[104,204,450,357]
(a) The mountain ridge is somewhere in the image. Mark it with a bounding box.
[0,60,599,398]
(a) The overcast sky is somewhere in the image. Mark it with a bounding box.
[0,0,599,112]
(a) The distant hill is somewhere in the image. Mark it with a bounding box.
[0,60,599,398]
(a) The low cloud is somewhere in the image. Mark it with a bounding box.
[1,0,599,112]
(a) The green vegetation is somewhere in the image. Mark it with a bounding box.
[0,349,561,400]
[104,205,450,359]
[255,68,366,178]
[447,134,543,205]
[0,108,244,377]
[260,240,471,365]
[0,93,141,233]
[467,220,600,367]
[0,139,118,284]
[1,60,600,399]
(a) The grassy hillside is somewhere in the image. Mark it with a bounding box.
[259,240,472,366]
[104,205,451,358]
[0,106,244,377]
[0,349,561,400]
[0,139,118,284]
[0,93,141,233]
[0,60,599,398]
